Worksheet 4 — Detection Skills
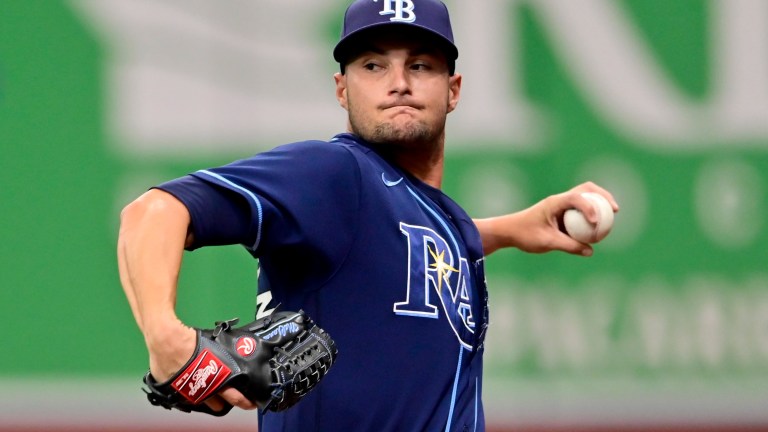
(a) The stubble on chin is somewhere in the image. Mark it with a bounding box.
[349,110,441,147]
[367,121,434,145]
[346,95,445,147]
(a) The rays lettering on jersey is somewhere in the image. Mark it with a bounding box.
[394,222,475,349]
[374,0,416,23]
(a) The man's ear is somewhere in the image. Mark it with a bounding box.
[447,73,462,113]
[334,72,348,110]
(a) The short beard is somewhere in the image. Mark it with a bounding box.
[346,92,447,149]
[349,108,444,148]
[365,121,434,146]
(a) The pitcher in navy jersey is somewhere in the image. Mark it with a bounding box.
[117,1,618,430]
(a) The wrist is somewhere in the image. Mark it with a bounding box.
[142,315,194,350]
[476,213,522,255]
[144,317,197,383]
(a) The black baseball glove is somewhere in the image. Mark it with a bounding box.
[142,310,338,416]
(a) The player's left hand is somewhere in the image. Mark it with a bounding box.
[142,310,339,416]
[474,181,619,256]
[208,388,260,412]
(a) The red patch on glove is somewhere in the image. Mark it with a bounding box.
[235,336,257,357]
[171,349,232,404]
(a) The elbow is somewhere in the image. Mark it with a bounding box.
[119,190,188,233]
[119,198,143,228]
[119,193,155,232]
[118,189,193,247]
[118,195,151,253]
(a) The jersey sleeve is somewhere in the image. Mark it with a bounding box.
[154,176,254,250]
[156,140,361,273]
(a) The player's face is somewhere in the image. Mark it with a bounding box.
[334,33,461,150]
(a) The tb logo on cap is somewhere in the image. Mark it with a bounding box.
[375,0,416,23]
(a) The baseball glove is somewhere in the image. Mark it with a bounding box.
[142,310,338,416]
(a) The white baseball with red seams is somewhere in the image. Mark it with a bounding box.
[563,192,614,243]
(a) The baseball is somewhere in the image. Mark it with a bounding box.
[563,192,614,243]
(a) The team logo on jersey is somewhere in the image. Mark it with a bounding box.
[374,0,416,23]
[394,222,476,349]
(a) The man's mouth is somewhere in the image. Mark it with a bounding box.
[380,101,422,111]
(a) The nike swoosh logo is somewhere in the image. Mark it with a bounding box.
[381,173,403,187]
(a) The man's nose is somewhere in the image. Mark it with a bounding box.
[388,64,411,95]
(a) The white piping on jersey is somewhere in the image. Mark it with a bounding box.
[405,185,473,351]
[404,186,461,275]
[196,169,264,252]
[445,345,463,432]
[474,376,479,432]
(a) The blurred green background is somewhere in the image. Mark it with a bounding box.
[2,0,767,429]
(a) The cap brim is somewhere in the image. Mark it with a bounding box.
[333,22,458,65]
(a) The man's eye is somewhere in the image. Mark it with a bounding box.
[364,63,381,71]
[411,63,430,71]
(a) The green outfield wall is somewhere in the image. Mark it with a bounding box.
[2,0,768,428]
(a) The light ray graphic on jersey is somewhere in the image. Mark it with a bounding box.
[429,245,458,293]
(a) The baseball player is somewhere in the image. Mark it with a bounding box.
[117,0,618,430]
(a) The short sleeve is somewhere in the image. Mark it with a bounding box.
[155,141,361,275]
[154,176,253,250]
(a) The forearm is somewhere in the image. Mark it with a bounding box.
[473,211,527,256]
[117,189,192,336]
[474,183,619,258]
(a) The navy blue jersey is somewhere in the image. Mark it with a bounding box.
[157,133,490,431]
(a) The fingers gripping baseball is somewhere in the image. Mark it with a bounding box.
[517,182,618,256]
[557,182,619,250]
[532,197,594,256]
